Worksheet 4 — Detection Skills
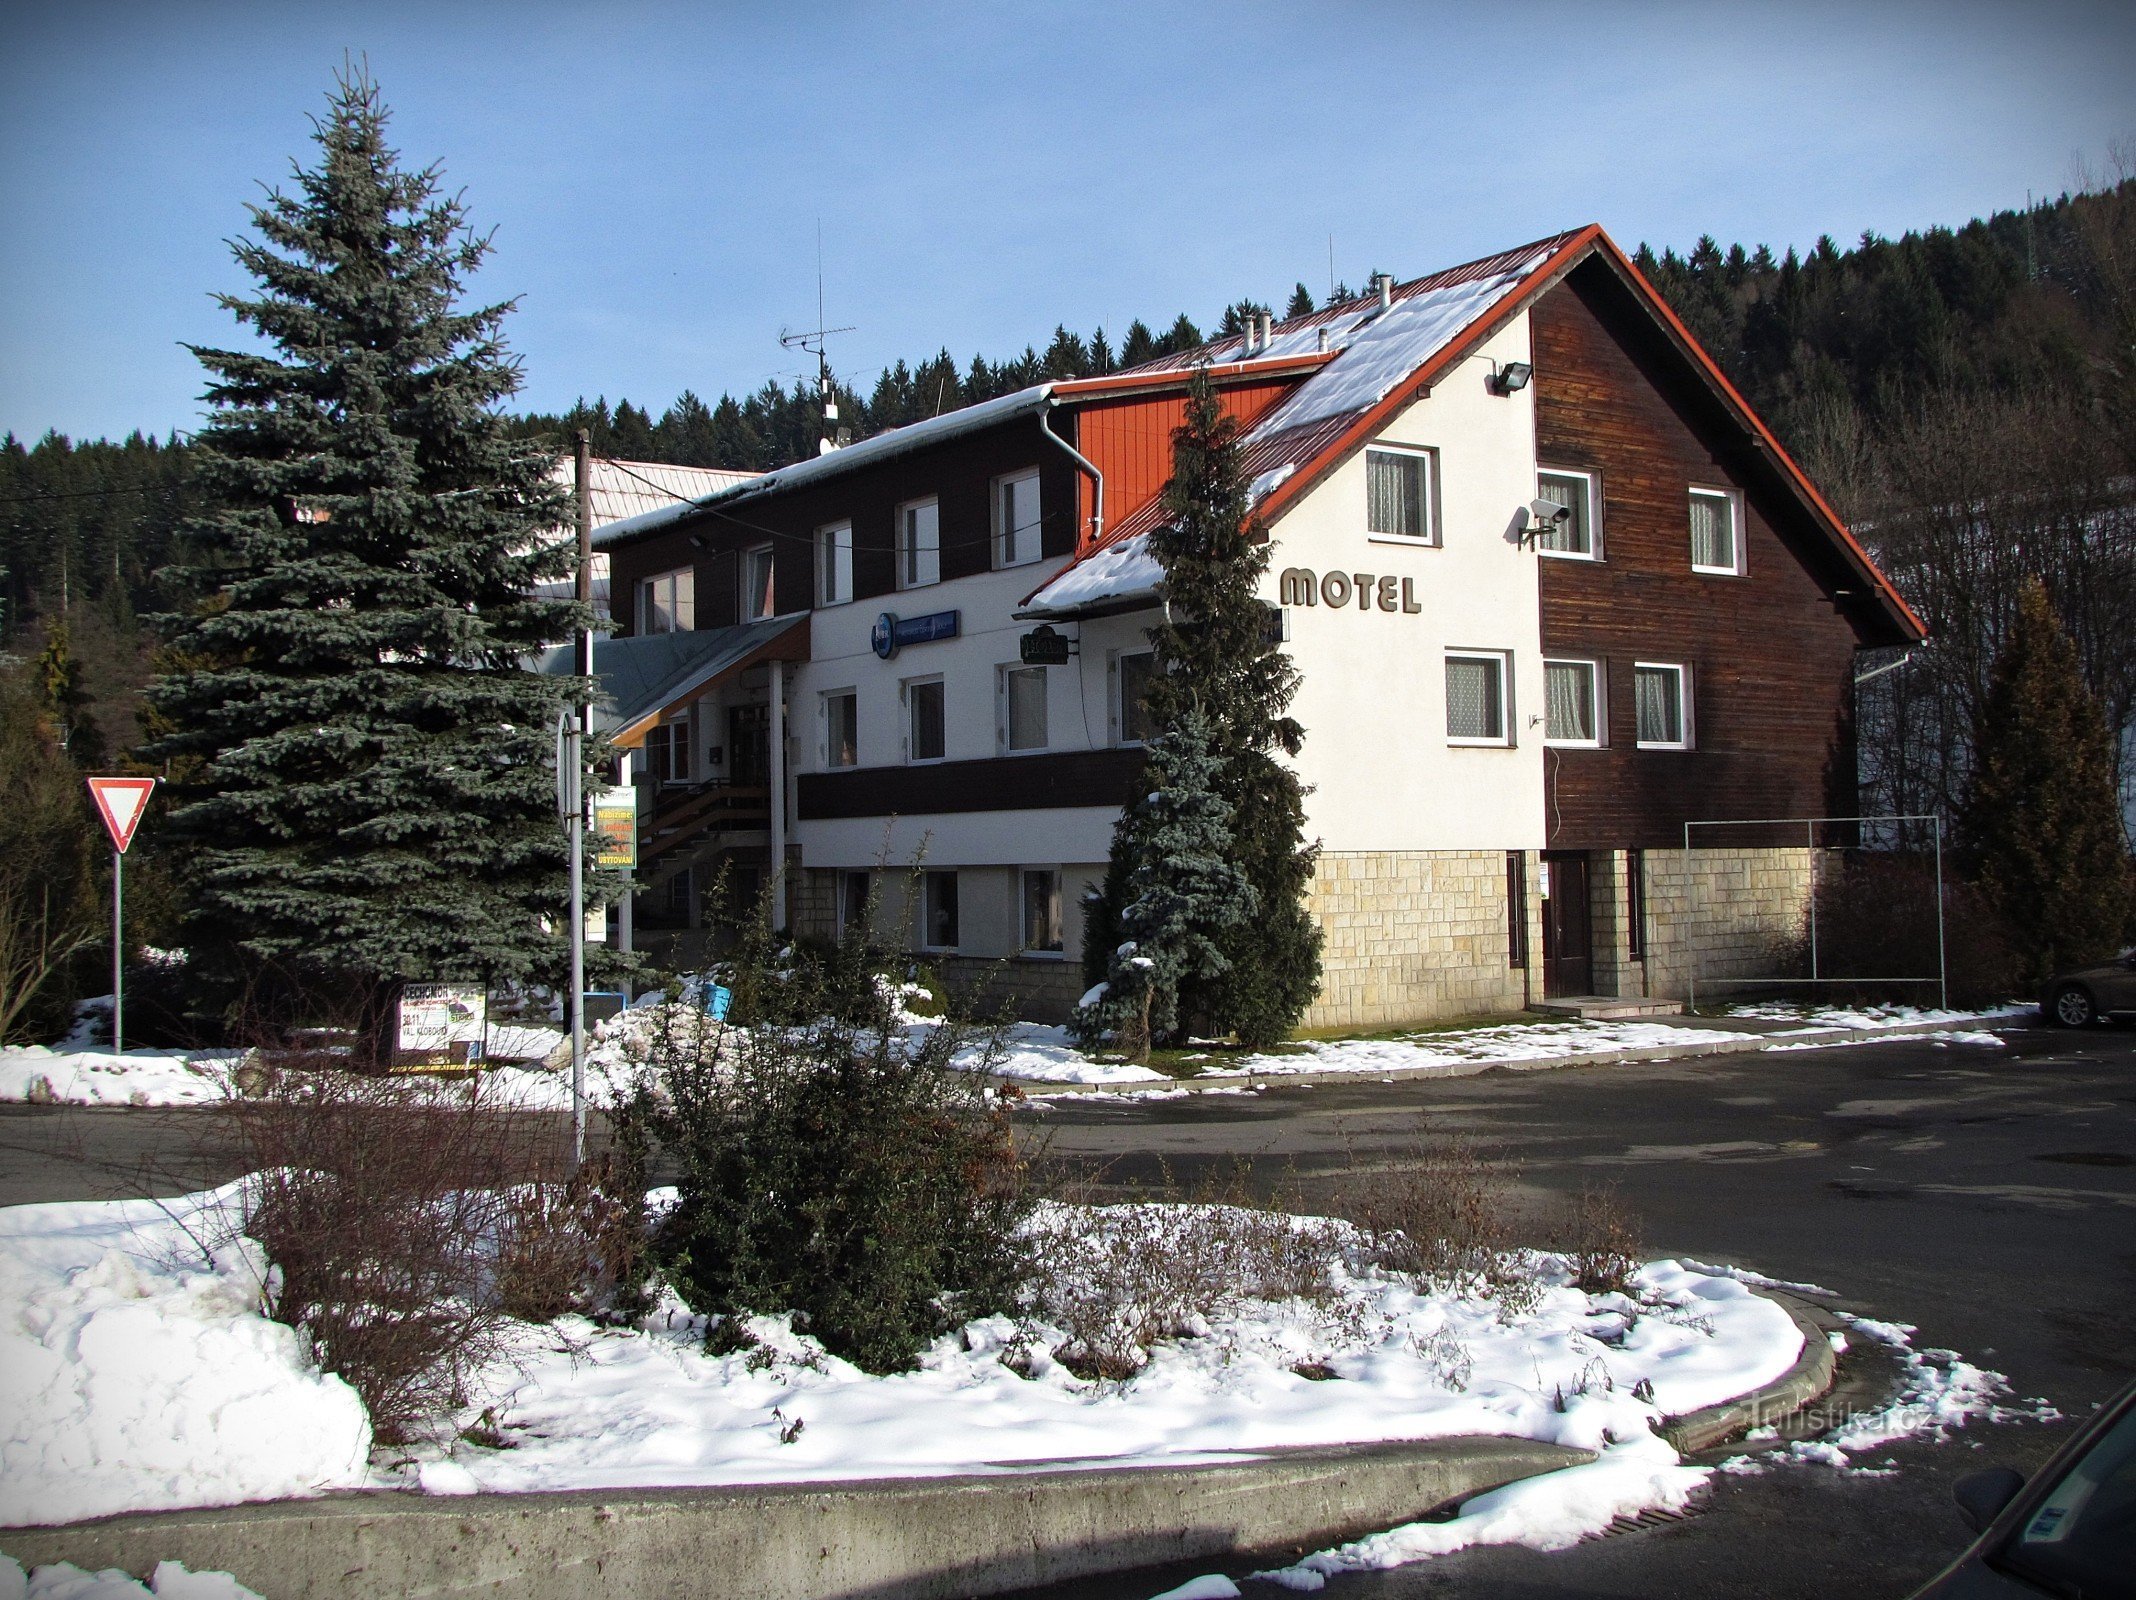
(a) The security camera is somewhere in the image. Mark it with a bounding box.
[1528,499,1573,528]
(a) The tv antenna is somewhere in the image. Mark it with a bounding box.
[780,222,856,453]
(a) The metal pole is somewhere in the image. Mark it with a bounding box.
[570,429,593,1169]
[1807,820,1819,983]
[1933,814,1948,1011]
[111,849,123,1055]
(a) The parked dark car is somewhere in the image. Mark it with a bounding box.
[2042,952,2136,1028]
[1907,1376,2136,1598]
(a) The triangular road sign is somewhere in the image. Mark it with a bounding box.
[87,776,157,854]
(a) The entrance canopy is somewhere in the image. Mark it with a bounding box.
[535,615,809,749]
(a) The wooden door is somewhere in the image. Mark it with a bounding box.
[1542,852,1593,997]
[728,704,770,788]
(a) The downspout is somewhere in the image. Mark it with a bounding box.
[770,657,787,934]
[1039,397,1104,550]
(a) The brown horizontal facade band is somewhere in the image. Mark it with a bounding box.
[797,747,1146,820]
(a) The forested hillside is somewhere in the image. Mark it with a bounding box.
[6,180,2132,823]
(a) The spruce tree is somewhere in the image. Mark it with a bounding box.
[1073,713,1252,1059]
[1078,368,1322,1049]
[1957,577,2135,981]
[149,70,586,1017]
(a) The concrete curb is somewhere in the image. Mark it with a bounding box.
[1012,1013,2024,1100]
[1,1437,1592,1600]
[1660,1290,1841,1455]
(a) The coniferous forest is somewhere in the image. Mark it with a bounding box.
[3,179,2132,1034]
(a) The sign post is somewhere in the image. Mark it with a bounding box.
[86,776,156,1055]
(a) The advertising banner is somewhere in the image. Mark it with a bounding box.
[394,983,488,1069]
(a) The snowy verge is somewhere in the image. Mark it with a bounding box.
[0,1184,375,1527]
[0,1555,262,1599]
[1722,1001,2030,1032]
[1213,1019,1745,1080]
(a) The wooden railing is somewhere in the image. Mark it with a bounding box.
[639,782,771,867]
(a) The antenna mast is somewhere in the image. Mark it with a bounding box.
[780,222,856,455]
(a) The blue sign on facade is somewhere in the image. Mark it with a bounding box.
[870,609,960,660]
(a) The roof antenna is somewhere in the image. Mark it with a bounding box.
[780,220,856,455]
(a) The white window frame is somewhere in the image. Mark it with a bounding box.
[822,687,858,769]
[1444,649,1513,747]
[897,497,941,589]
[741,543,776,621]
[1536,467,1601,561]
[998,663,1050,754]
[815,521,853,607]
[649,711,693,786]
[1633,661,1694,750]
[903,675,947,764]
[921,868,960,952]
[1020,867,1064,957]
[1689,486,1745,576]
[839,868,871,933]
[1364,443,1438,546]
[636,567,694,635]
[1542,657,1605,748]
[993,468,1043,569]
[1110,648,1155,747]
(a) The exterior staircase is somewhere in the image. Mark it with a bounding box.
[637,781,770,891]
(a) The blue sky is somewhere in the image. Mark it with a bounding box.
[3,0,2131,443]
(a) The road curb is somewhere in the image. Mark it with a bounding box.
[1660,1290,1841,1454]
[1,1437,1593,1600]
[1012,1014,2023,1100]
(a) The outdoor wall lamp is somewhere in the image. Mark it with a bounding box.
[1488,360,1533,395]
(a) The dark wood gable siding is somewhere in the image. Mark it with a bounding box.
[1532,263,1871,850]
[606,416,1082,635]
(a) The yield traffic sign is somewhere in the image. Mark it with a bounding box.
[87,776,157,854]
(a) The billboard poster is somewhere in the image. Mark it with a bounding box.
[594,790,638,870]
[395,983,488,1069]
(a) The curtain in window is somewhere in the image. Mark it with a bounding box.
[1007,667,1047,749]
[1537,475,1585,553]
[1545,662,1592,741]
[1367,451,1425,537]
[1023,870,1062,951]
[1635,667,1681,744]
[1690,495,1731,569]
[1446,657,1501,739]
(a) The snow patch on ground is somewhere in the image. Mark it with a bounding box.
[1213,1020,1743,1079]
[0,1047,243,1108]
[0,1185,375,1525]
[1723,1002,2029,1032]
[0,1555,264,1599]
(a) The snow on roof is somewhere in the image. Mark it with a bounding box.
[593,386,1055,548]
[1022,232,1587,617]
[547,458,762,531]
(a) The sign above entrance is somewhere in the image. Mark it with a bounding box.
[86,776,156,854]
[870,609,960,660]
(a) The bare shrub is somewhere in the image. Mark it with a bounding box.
[1556,1182,1644,1297]
[1794,850,2019,1007]
[220,1065,595,1442]
[1033,1164,1347,1380]
[1335,1132,1515,1296]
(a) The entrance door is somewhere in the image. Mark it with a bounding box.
[728,704,770,787]
[1541,852,1593,998]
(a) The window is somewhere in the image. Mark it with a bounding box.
[994,469,1042,568]
[1000,664,1048,752]
[823,689,858,768]
[1634,662,1691,748]
[905,677,946,762]
[1445,651,1510,745]
[922,869,959,950]
[647,713,691,786]
[1689,487,1742,574]
[1506,852,1528,969]
[898,498,940,589]
[815,522,853,607]
[1113,649,1155,745]
[1625,849,1646,962]
[1366,447,1434,542]
[636,568,694,635]
[1022,869,1063,955]
[1543,659,1602,746]
[1536,469,1599,558]
[741,544,776,620]
[840,869,871,933]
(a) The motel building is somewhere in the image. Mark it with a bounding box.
[569,225,1926,1030]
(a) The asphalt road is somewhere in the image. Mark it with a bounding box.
[1019,1022,2136,1599]
[4,1023,2131,1597]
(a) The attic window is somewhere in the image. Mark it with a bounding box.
[1690,487,1744,575]
[1366,447,1435,544]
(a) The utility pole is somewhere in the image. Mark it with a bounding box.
[568,430,593,1167]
